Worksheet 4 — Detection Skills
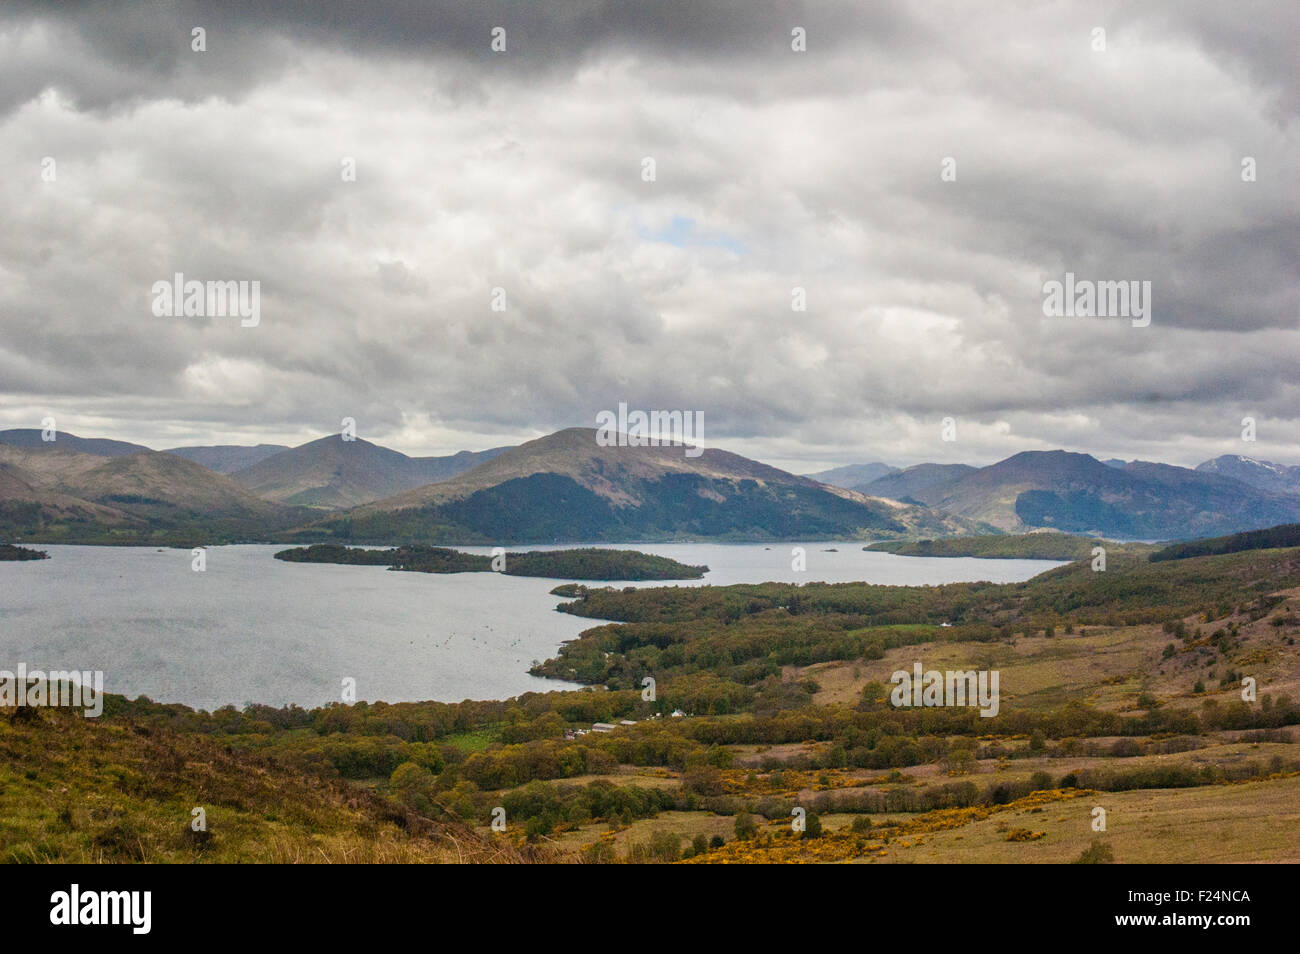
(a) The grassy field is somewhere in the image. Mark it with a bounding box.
[859,775,1300,864]
[792,585,1300,714]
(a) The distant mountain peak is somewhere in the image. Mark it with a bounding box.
[1195,454,1300,496]
[805,462,898,491]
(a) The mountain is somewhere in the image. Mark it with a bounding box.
[863,463,978,502]
[903,450,1300,539]
[0,428,151,457]
[1195,455,1300,496]
[230,436,511,509]
[804,462,898,490]
[60,452,288,521]
[0,444,295,541]
[165,443,290,474]
[0,453,138,539]
[299,427,986,544]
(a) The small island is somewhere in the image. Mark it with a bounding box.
[274,544,708,581]
[0,543,49,561]
[865,533,1129,561]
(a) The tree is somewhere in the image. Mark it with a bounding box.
[802,812,822,840]
[389,761,436,814]
[734,811,758,840]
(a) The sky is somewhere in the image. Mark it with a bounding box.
[1,0,1296,474]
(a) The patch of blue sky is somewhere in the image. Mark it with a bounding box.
[637,215,746,255]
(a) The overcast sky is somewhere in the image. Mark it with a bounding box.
[1,0,1296,473]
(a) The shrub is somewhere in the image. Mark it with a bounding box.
[583,840,616,864]
[1072,840,1114,864]
[648,829,681,862]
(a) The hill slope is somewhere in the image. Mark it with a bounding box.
[299,428,986,544]
[231,437,510,508]
[0,705,538,863]
[1149,522,1300,562]
[0,444,296,541]
[0,455,139,539]
[164,443,290,474]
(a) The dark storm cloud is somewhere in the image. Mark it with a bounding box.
[0,0,913,115]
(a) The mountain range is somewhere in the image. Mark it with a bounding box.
[298,427,979,544]
[2,427,1298,545]
[815,450,1300,539]
[224,436,510,508]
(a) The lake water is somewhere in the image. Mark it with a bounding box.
[0,543,1063,711]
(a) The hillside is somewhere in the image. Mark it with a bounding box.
[0,448,145,538]
[1149,522,1300,562]
[298,428,987,544]
[61,452,288,520]
[899,450,1300,538]
[0,428,150,457]
[0,444,297,542]
[165,443,290,474]
[231,437,511,508]
[0,705,543,863]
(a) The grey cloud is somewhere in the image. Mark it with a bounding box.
[0,0,1296,467]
